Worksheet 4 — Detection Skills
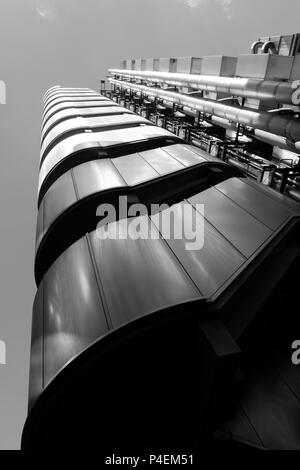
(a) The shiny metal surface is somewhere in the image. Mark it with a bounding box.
[110,68,297,105]
[44,92,99,109]
[42,106,127,143]
[41,114,151,162]
[28,287,44,412]
[89,220,200,327]
[43,236,109,387]
[151,202,246,297]
[42,99,111,127]
[38,126,176,196]
[43,96,109,119]
[44,88,96,100]
[113,153,159,185]
[215,178,290,230]
[43,171,77,237]
[73,159,126,199]
[139,147,184,175]
[110,78,300,144]
[188,187,272,258]
[163,144,207,167]
[43,87,92,101]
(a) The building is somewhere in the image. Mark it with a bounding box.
[23,38,300,450]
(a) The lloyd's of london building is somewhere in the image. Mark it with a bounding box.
[23,35,300,450]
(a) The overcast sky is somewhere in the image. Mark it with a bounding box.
[0,0,300,450]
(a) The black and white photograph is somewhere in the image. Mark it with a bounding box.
[0,0,300,456]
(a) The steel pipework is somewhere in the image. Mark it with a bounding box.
[110,78,300,145]
[109,68,299,106]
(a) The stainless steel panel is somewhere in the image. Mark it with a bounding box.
[113,153,159,185]
[236,54,293,80]
[38,133,101,193]
[38,126,175,194]
[201,56,237,77]
[44,93,98,109]
[42,171,77,239]
[89,219,200,327]
[44,88,92,101]
[28,286,44,411]
[43,96,109,118]
[42,100,112,126]
[163,144,206,167]
[139,147,184,175]
[181,144,219,163]
[41,114,150,159]
[73,159,126,199]
[215,178,290,231]
[43,236,108,387]
[35,199,44,253]
[188,187,272,259]
[151,203,245,298]
[42,106,126,142]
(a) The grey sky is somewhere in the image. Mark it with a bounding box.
[0,0,300,450]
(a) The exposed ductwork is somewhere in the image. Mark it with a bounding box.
[261,41,277,55]
[251,41,264,54]
[109,78,300,151]
[109,68,298,105]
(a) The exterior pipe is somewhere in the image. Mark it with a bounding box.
[109,68,299,106]
[109,78,300,147]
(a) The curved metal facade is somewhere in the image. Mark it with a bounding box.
[22,86,300,450]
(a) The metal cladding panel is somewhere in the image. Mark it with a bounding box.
[159,58,177,73]
[42,171,77,238]
[151,203,246,298]
[290,55,300,82]
[43,96,108,117]
[42,100,112,126]
[44,88,92,101]
[176,57,202,75]
[215,178,291,231]
[44,93,98,109]
[182,144,221,164]
[89,219,200,327]
[38,126,176,195]
[42,106,126,142]
[201,56,237,77]
[73,159,126,199]
[28,286,43,412]
[163,144,207,167]
[139,147,185,175]
[38,133,101,195]
[35,200,44,251]
[41,114,150,160]
[236,54,294,80]
[112,153,159,185]
[43,236,109,387]
[188,187,273,259]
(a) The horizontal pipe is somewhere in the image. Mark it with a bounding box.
[181,107,296,152]
[109,68,299,106]
[109,78,300,148]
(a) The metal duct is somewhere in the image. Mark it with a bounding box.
[261,41,277,54]
[251,41,264,54]
[109,68,298,105]
[109,78,300,146]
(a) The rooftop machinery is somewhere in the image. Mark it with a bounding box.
[108,34,300,203]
